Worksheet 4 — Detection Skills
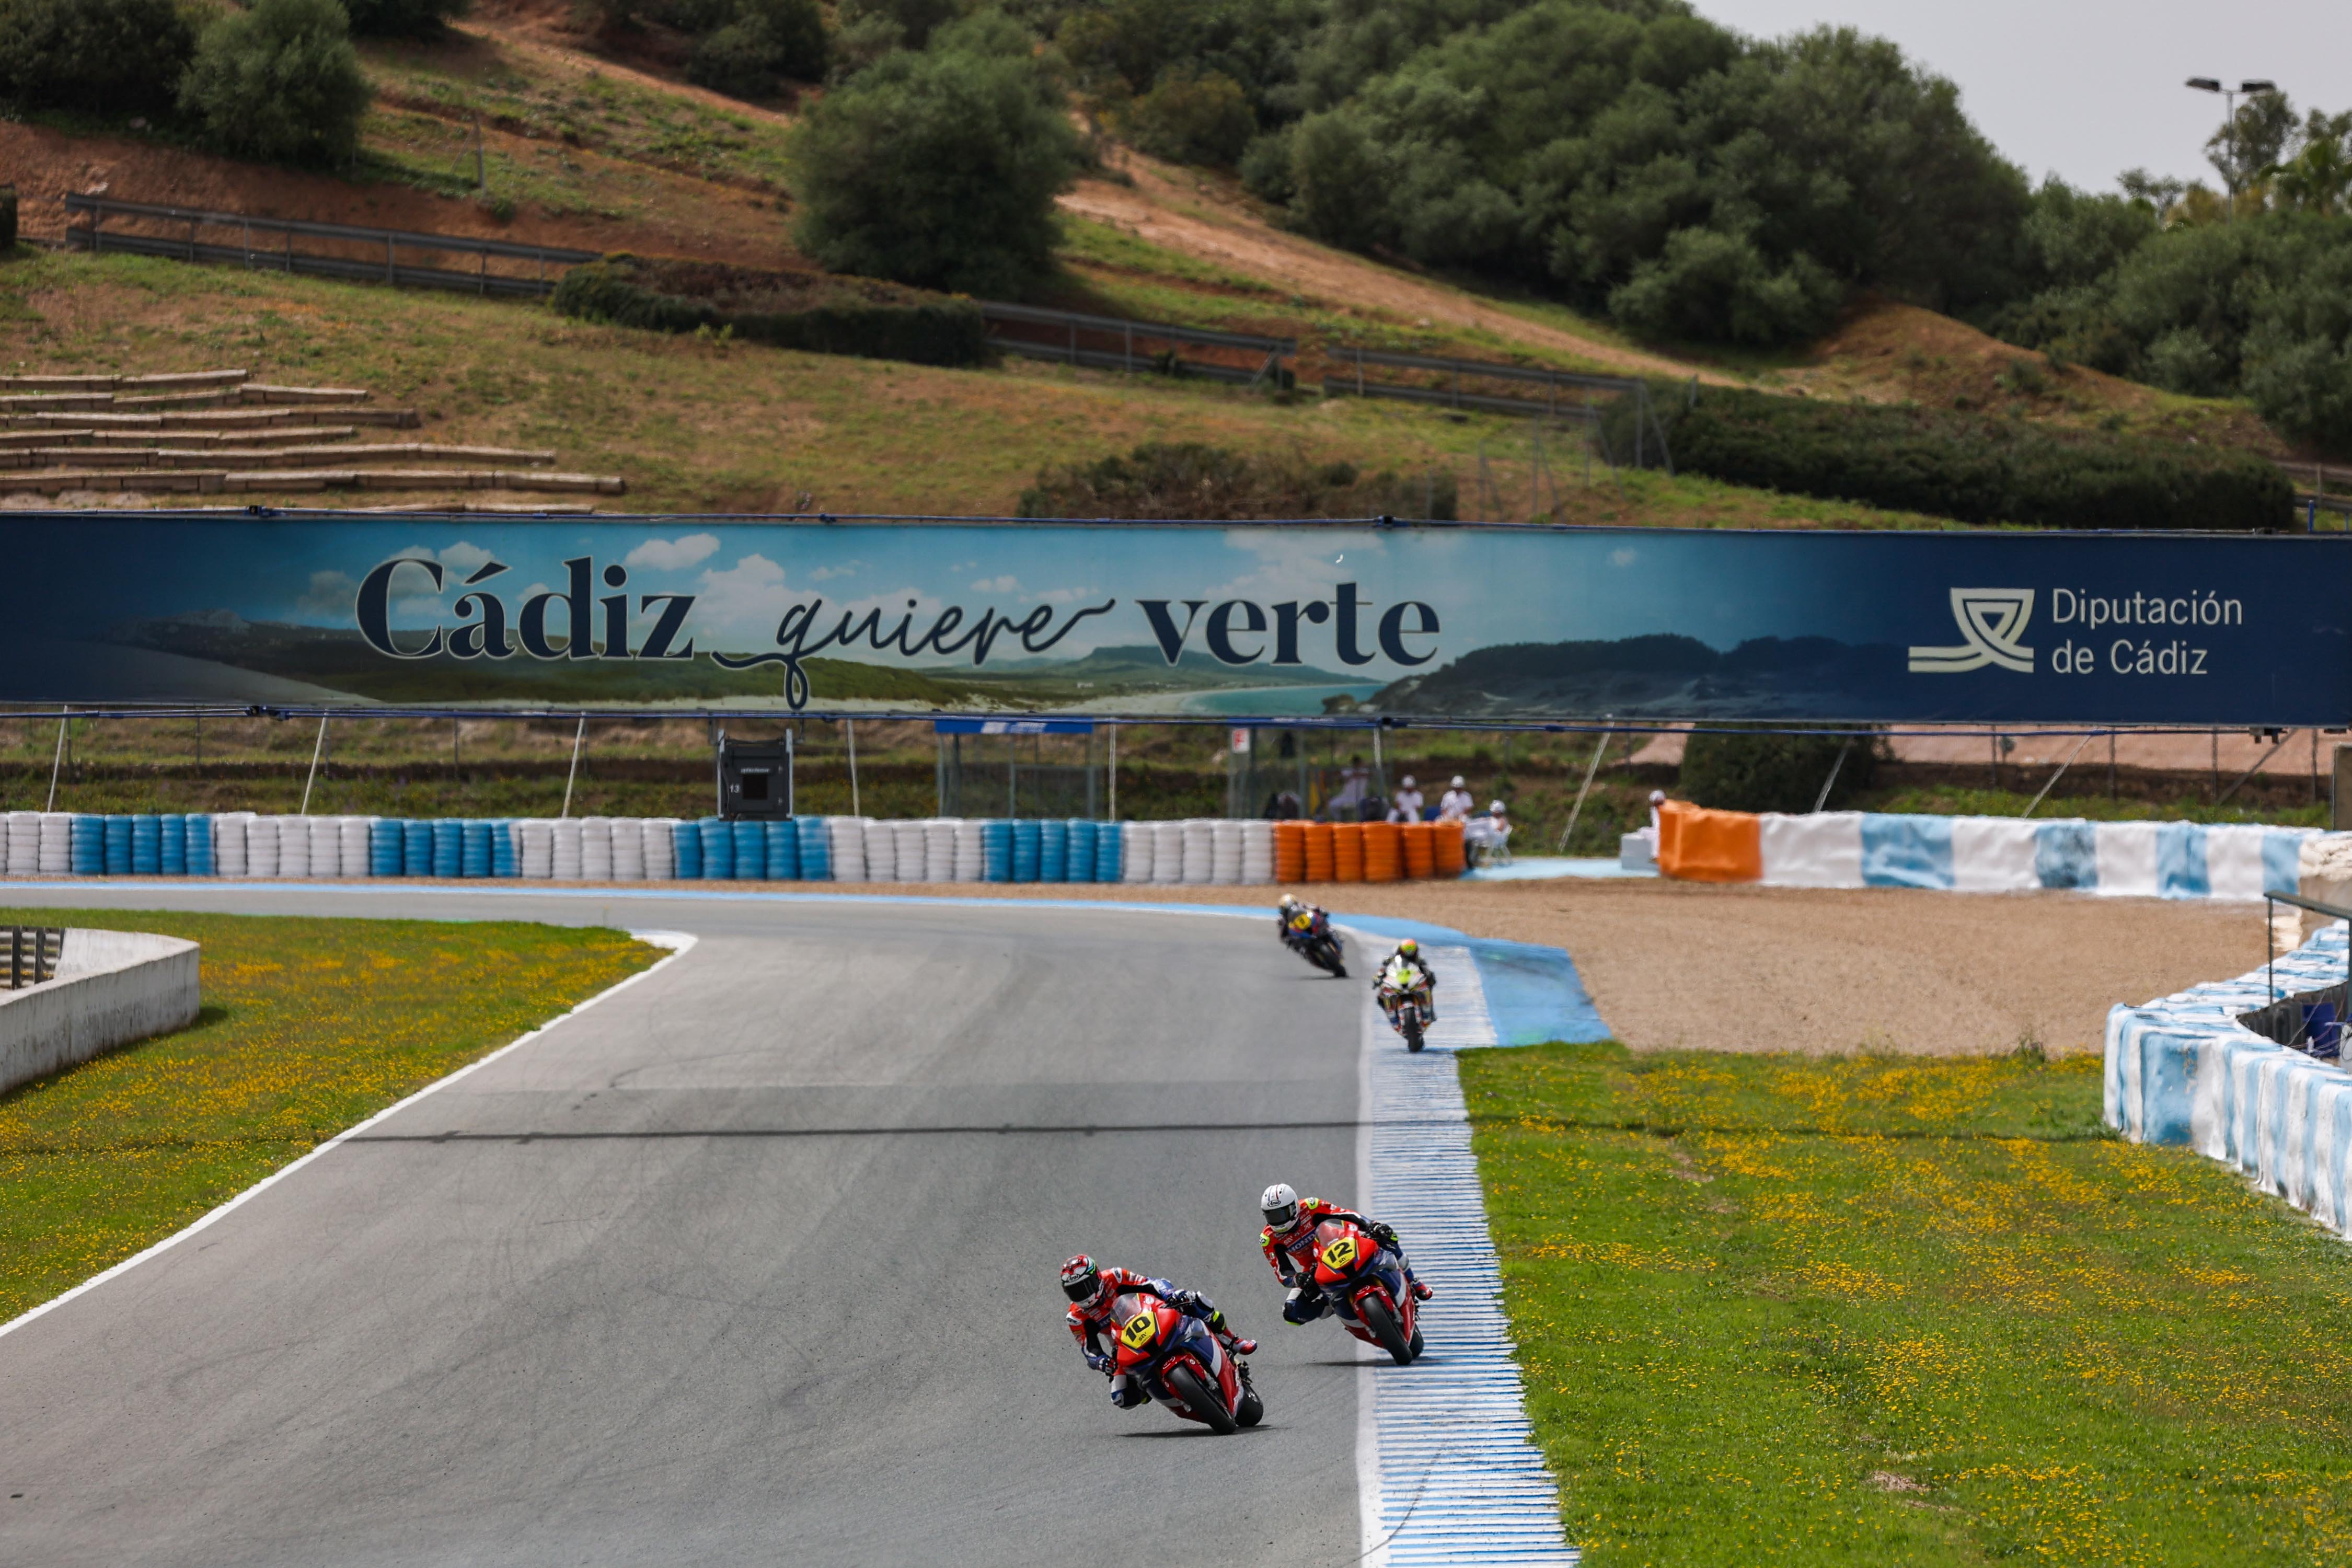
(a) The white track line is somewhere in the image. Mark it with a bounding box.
[0,930,698,1344]
[1350,935,1579,1567]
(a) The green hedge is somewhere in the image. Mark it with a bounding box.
[1679,728,1882,814]
[1605,385,2293,531]
[549,258,990,368]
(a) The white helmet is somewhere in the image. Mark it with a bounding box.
[1401,775,1416,788]
[1490,800,1508,814]
[1451,775,1466,788]
[1260,1182,1300,1233]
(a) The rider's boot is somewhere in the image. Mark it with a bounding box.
[1204,1306,1256,1358]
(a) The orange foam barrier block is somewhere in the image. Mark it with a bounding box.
[1655,800,1761,882]
[1363,822,1403,883]
[1302,821,1335,882]
[1331,823,1366,882]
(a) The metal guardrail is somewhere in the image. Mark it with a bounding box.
[1321,376,1602,422]
[63,195,598,297]
[1324,345,1675,471]
[979,302,1293,387]
[3,925,61,989]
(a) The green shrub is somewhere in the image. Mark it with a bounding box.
[790,11,1081,297]
[0,0,194,113]
[685,0,824,96]
[1604,384,2293,531]
[1121,67,1254,167]
[837,0,959,51]
[1019,441,1458,520]
[1679,729,1881,814]
[341,0,464,38]
[178,0,369,165]
[549,258,991,366]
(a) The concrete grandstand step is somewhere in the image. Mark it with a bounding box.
[238,384,372,405]
[0,369,247,392]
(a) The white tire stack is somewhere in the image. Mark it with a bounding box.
[299,816,333,878]
[1121,821,1151,882]
[893,820,927,883]
[214,813,250,877]
[266,816,301,879]
[953,819,986,882]
[1209,820,1244,884]
[644,820,678,881]
[858,818,894,882]
[829,816,868,883]
[611,818,646,880]
[1181,819,1215,885]
[1241,820,1275,884]
[923,818,956,882]
[552,818,584,880]
[517,820,555,879]
[580,817,614,881]
[338,816,372,878]
[1151,821,1184,884]
[4,811,36,874]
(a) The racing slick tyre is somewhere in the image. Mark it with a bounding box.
[1168,1366,1239,1434]
[1408,1326,1425,1362]
[1403,1013,1425,1053]
[1362,1296,1414,1366]
[1236,1388,1264,1428]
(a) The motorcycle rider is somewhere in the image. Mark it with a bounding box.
[1276,893,1333,948]
[1258,1183,1434,1324]
[1376,936,1438,1024]
[1061,1254,1256,1409]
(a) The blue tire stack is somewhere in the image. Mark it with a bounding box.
[983,820,1012,882]
[491,822,518,878]
[129,815,161,875]
[697,817,734,880]
[371,820,405,877]
[1011,820,1041,883]
[674,820,703,880]
[103,816,133,876]
[1066,820,1097,883]
[403,820,433,877]
[765,820,801,880]
[1096,823,1122,883]
[459,821,492,878]
[186,815,215,877]
[1038,819,1067,882]
[430,820,462,878]
[795,816,830,880]
[158,814,187,876]
[70,815,102,875]
[731,819,766,880]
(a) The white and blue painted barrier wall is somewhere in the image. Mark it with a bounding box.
[1755,812,2319,900]
[0,811,1304,886]
[2106,922,2352,1238]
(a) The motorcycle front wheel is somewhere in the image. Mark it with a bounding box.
[1166,1366,1238,1434]
[1403,1013,1425,1052]
[1361,1296,1414,1365]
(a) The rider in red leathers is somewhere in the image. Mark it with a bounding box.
[1062,1255,1256,1409]
[1257,1184,1433,1325]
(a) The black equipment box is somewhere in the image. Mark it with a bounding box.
[718,736,794,819]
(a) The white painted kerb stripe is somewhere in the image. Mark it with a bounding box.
[0,930,698,1344]
[1350,937,1579,1567]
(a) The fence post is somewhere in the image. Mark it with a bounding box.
[187,215,197,262]
[386,235,396,284]
[91,199,102,254]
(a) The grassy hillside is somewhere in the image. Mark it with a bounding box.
[0,248,1965,525]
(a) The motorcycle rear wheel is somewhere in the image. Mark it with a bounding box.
[1237,1388,1264,1427]
[1362,1297,1414,1366]
[1167,1366,1238,1434]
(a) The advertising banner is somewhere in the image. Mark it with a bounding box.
[3,513,2345,725]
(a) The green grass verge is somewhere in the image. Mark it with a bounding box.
[1460,1042,2352,1565]
[0,907,661,1322]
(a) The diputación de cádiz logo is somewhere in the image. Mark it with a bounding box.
[1908,589,2035,674]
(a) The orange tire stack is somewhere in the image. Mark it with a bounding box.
[1432,820,1467,877]
[1273,821,1308,883]
[1401,822,1436,880]
[1302,822,1336,882]
[1362,822,1402,882]
[1331,822,1365,882]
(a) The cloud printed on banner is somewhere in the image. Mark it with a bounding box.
[970,574,1018,593]
[624,533,722,571]
[297,570,359,616]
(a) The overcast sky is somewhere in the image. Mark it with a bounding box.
[1698,0,2352,191]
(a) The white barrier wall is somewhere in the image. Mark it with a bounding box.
[2107,923,2352,1237]
[0,928,201,1095]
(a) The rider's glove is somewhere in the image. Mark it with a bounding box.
[1085,1351,1113,1374]
[1370,1221,1400,1250]
[1167,1288,1203,1311]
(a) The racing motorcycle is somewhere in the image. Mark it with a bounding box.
[1375,958,1432,1052]
[1110,1290,1263,1434]
[1307,1217,1424,1366]
[1283,910,1346,977]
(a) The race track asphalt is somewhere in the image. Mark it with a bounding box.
[0,888,1369,1566]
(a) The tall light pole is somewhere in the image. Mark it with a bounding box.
[2187,76,2279,222]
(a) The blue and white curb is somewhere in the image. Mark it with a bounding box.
[2107,922,2352,1236]
[1352,937,1578,1566]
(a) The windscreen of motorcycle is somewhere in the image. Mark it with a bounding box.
[1311,1220,1368,1286]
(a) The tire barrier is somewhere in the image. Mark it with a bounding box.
[9,813,1472,884]
[1657,800,2315,900]
[2108,921,2352,1239]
